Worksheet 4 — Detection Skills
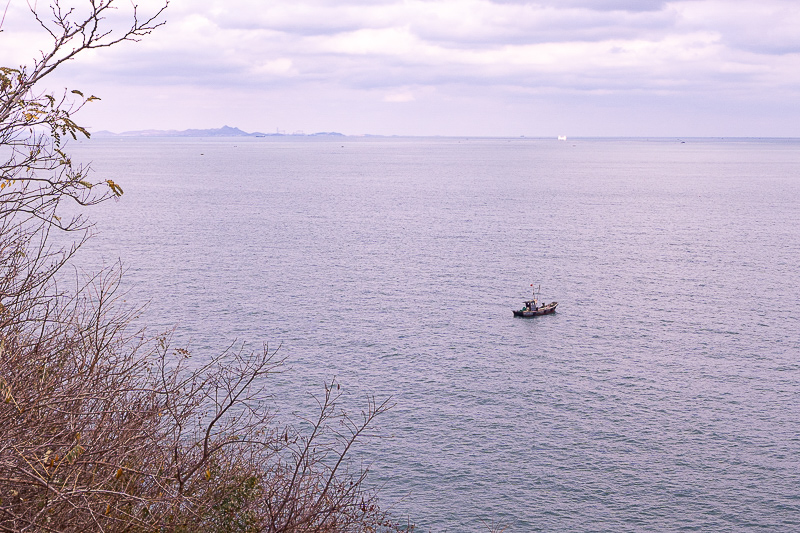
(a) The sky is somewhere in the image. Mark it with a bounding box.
[3,0,800,136]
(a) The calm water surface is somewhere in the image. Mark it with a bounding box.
[70,137,800,531]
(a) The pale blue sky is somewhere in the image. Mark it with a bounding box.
[4,0,800,136]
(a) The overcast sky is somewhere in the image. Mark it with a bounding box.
[3,0,800,136]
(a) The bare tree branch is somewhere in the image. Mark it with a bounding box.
[2,2,413,531]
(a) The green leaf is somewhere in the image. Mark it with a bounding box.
[64,444,85,464]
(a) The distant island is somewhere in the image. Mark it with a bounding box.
[91,125,346,138]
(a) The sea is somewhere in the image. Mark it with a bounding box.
[67,136,800,532]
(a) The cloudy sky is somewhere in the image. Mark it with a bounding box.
[3,0,800,136]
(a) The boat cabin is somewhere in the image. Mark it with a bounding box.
[522,299,538,311]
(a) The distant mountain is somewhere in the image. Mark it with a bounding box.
[91,126,346,138]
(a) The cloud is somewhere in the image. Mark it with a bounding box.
[383,90,416,102]
[490,0,668,10]
[250,58,296,77]
[25,0,791,92]
[678,0,800,55]
[4,0,799,135]
[203,0,678,46]
[405,3,678,46]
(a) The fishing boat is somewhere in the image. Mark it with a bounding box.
[513,285,558,317]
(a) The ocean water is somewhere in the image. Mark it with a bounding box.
[68,137,800,531]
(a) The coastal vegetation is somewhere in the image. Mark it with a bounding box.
[0,2,405,531]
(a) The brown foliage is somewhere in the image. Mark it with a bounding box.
[1,2,410,531]
[0,264,402,531]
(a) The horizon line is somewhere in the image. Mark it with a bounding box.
[87,127,800,141]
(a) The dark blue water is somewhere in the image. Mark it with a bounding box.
[70,137,800,531]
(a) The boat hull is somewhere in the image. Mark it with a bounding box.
[513,303,557,317]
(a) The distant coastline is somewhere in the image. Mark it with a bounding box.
[91,125,346,138]
[88,128,800,141]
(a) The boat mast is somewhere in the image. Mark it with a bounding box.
[530,283,540,307]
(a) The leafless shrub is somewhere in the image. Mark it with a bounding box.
[1,2,411,531]
[0,264,406,531]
